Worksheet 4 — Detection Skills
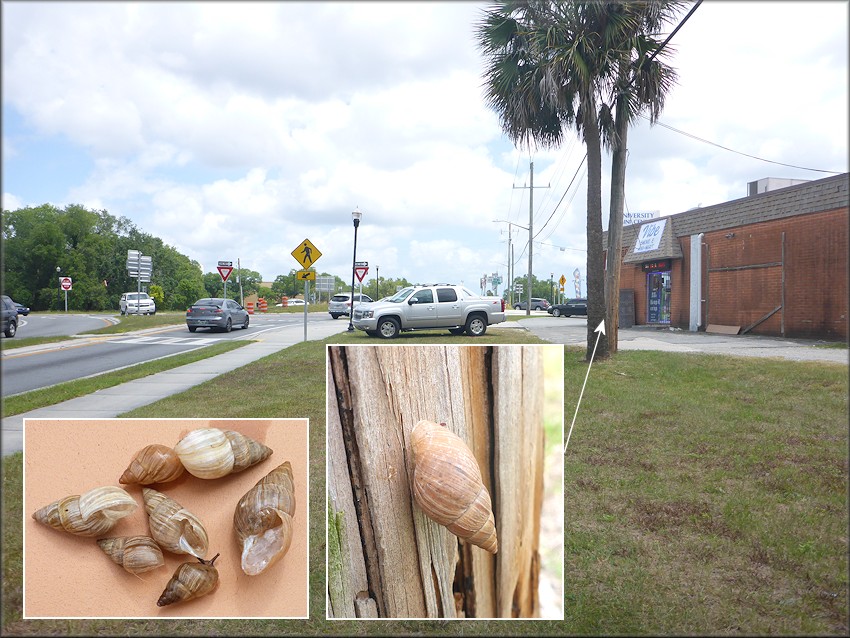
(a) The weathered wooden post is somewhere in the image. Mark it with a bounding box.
[327,345,545,618]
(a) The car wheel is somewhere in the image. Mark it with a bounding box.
[552,308,561,317]
[465,314,487,337]
[377,317,400,339]
[120,309,125,316]
[330,313,340,319]
[242,315,250,329]
[188,325,197,332]
[513,304,521,310]
[4,320,17,338]
[365,330,378,337]
[223,318,233,333]
[448,327,465,335]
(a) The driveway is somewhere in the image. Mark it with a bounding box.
[517,317,848,365]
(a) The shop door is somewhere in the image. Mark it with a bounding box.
[647,271,671,324]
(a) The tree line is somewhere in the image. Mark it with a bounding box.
[1,204,350,311]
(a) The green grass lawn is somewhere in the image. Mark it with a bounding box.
[2,333,847,635]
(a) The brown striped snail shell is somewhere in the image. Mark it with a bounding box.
[233,462,296,576]
[157,553,220,607]
[173,428,273,480]
[119,444,185,485]
[410,420,498,554]
[32,486,138,537]
[96,535,165,575]
[142,488,209,558]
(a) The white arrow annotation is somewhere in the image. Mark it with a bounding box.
[564,320,605,454]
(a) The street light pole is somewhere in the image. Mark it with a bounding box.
[56,266,61,311]
[375,265,379,300]
[348,207,362,332]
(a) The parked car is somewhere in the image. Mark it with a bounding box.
[186,298,250,332]
[14,302,30,316]
[514,298,551,311]
[120,292,156,315]
[328,292,373,319]
[547,298,588,317]
[352,283,506,338]
[1,295,18,337]
[284,299,307,306]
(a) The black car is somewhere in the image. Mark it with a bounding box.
[547,298,588,317]
[1,295,18,337]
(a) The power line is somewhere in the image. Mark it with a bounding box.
[644,116,844,174]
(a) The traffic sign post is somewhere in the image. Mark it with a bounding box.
[217,261,233,297]
[354,265,369,283]
[59,277,72,312]
[291,239,323,341]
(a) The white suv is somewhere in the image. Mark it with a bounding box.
[120,292,156,315]
[328,292,373,319]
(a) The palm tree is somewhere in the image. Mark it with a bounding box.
[476,1,684,360]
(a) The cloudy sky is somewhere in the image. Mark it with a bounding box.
[3,1,847,296]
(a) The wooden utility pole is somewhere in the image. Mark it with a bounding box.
[327,345,544,618]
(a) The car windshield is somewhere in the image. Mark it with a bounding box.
[194,299,221,307]
[129,293,148,300]
[331,295,348,302]
[386,287,414,303]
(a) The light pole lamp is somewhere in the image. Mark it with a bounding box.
[348,207,362,331]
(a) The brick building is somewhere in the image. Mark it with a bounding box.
[603,173,848,341]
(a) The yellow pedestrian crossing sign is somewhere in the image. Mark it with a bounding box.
[292,239,322,268]
[297,269,316,281]
[559,274,567,286]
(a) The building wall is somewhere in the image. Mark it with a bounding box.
[618,207,848,340]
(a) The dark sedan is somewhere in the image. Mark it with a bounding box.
[186,298,250,332]
[15,302,30,316]
[547,298,588,317]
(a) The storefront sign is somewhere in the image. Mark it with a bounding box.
[642,259,671,272]
[633,219,667,253]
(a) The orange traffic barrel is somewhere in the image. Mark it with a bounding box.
[281,296,288,307]
[247,302,254,315]
[258,298,268,313]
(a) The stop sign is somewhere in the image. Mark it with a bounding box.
[60,277,73,291]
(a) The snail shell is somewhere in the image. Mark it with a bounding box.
[119,444,185,485]
[172,428,273,480]
[233,462,296,576]
[142,488,209,558]
[97,535,165,575]
[157,553,220,607]
[32,486,138,537]
[410,420,498,554]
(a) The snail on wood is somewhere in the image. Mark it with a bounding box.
[96,535,165,575]
[142,488,209,558]
[409,420,498,554]
[119,444,184,485]
[119,428,272,484]
[157,553,220,606]
[173,428,273,480]
[233,462,296,576]
[32,486,138,537]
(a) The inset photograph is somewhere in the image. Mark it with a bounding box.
[24,418,308,619]
[326,345,564,619]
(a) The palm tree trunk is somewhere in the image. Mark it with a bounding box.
[605,67,630,356]
[584,101,606,362]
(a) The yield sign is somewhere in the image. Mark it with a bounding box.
[217,266,234,282]
[354,265,369,282]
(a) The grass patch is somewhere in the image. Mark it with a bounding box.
[1,340,251,416]
[3,338,847,635]
[81,312,187,334]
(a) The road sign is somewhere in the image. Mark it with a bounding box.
[315,276,335,292]
[60,276,73,291]
[291,239,322,268]
[354,261,368,268]
[354,265,369,282]
[297,270,316,281]
[559,274,566,286]
[218,260,233,267]
[217,266,234,282]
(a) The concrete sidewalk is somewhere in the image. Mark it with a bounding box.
[1,319,351,456]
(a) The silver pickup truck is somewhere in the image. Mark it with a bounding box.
[352,284,507,338]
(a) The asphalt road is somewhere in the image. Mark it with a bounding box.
[11,313,119,338]
[1,313,336,396]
